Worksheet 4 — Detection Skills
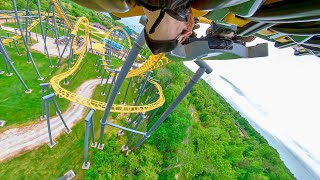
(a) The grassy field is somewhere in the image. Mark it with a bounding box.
[0,25,127,130]
[0,22,159,178]
[0,55,148,179]
[0,38,64,128]
[3,21,102,41]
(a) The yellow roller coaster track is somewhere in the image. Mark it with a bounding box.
[49,17,166,113]
[0,9,75,45]
[1,0,172,113]
[1,16,46,44]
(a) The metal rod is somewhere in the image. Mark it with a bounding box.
[57,35,73,66]
[147,107,160,126]
[45,99,54,146]
[13,39,21,56]
[36,0,52,66]
[131,62,210,151]
[12,0,43,80]
[52,96,71,133]
[0,37,30,92]
[122,77,133,104]
[128,71,151,120]
[98,30,145,149]
[103,120,146,135]
[100,69,107,85]
[124,114,146,148]
[52,3,61,57]
[104,72,117,102]
[101,72,111,95]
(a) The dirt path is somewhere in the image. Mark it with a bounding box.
[0,79,104,162]
[1,25,71,58]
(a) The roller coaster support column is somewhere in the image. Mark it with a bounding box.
[13,39,21,56]
[97,61,111,77]
[121,114,146,153]
[36,0,53,67]
[147,107,160,125]
[1,48,12,76]
[43,93,72,148]
[82,109,96,170]
[52,3,61,57]
[127,71,152,121]
[101,72,111,95]
[67,35,75,69]
[44,94,55,148]
[44,3,52,44]
[122,77,133,105]
[0,37,31,93]
[57,34,73,67]
[99,62,111,80]
[104,71,119,102]
[100,68,108,86]
[6,32,12,48]
[40,83,51,120]
[89,31,93,53]
[94,53,100,66]
[98,30,145,150]
[12,0,43,80]
[118,113,141,136]
[135,71,152,104]
[131,61,213,152]
[25,0,30,46]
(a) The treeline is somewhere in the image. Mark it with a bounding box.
[85,62,294,179]
[183,78,294,179]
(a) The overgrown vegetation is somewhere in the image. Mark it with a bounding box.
[84,63,294,179]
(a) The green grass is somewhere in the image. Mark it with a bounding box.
[0,39,65,128]
[0,88,139,179]
[0,54,148,179]
[0,26,128,129]
[3,22,66,39]
[3,21,101,41]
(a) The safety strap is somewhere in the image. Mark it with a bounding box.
[149,8,166,34]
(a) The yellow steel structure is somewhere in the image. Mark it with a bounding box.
[2,16,46,44]
[49,17,166,113]
[1,0,172,113]
[50,0,73,30]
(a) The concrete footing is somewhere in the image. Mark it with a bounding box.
[40,115,46,121]
[64,170,75,180]
[91,142,97,148]
[66,129,72,134]
[0,120,6,127]
[121,145,128,152]
[25,89,32,94]
[97,143,104,150]
[82,162,90,170]
[126,150,131,156]
[118,130,124,136]
[48,141,56,148]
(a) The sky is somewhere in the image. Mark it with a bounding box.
[185,24,320,179]
[117,16,320,179]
